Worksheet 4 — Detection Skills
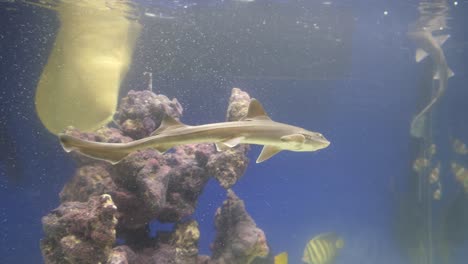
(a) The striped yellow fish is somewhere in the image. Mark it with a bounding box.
[302,232,344,264]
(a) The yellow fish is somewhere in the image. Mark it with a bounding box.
[274,252,288,264]
[302,233,344,264]
[453,139,468,155]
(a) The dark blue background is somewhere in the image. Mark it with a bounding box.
[1,0,467,263]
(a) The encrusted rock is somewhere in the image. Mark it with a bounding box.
[115,90,183,139]
[44,88,257,264]
[208,88,250,189]
[41,194,118,264]
[211,190,269,264]
[60,164,116,202]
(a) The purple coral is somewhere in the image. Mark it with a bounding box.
[208,87,250,189]
[43,88,270,264]
[41,194,118,264]
[115,90,183,139]
[211,190,270,264]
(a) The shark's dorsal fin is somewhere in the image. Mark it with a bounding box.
[256,145,282,163]
[242,99,271,121]
[151,115,188,135]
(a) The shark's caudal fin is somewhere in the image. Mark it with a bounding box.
[59,134,131,164]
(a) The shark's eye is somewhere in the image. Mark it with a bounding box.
[315,133,325,139]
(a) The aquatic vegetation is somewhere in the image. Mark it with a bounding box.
[440,191,468,263]
[34,0,141,135]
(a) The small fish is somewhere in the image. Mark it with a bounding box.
[433,188,442,200]
[429,144,436,156]
[302,233,344,264]
[452,162,468,192]
[429,163,440,184]
[59,99,330,164]
[274,252,288,264]
[452,162,467,181]
[453,139,468,155]
[413,157,429,173]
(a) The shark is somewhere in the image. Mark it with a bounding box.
[407,27,454,138]
[59,99,330,164]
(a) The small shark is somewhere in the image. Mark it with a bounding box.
[59,99,330,164]
[408,27,454,138]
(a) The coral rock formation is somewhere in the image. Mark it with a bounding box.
[42,88,268,264]
[208,88,250,189]
[41,194,118,264]
[115,90,183,139]
[211,190,270,264]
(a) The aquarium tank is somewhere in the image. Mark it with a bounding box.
[1,0,468,263]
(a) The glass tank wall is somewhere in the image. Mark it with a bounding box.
[0,0,467,263]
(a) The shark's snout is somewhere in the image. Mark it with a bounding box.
[320,138,331,149]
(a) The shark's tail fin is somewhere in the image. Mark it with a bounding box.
[59,134,131,164]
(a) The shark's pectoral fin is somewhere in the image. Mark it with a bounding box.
[415,48,428,63]
[257,146,282,163]
[433,68,455,80]
[154,145,171,153]
[281,134,306,149]
[215,143,230,152]
[215,137,245,151]
[151,115,188,135]
[241,99,272,121]
[223,136,245,147]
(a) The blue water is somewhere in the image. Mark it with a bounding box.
[1,0,468,263]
